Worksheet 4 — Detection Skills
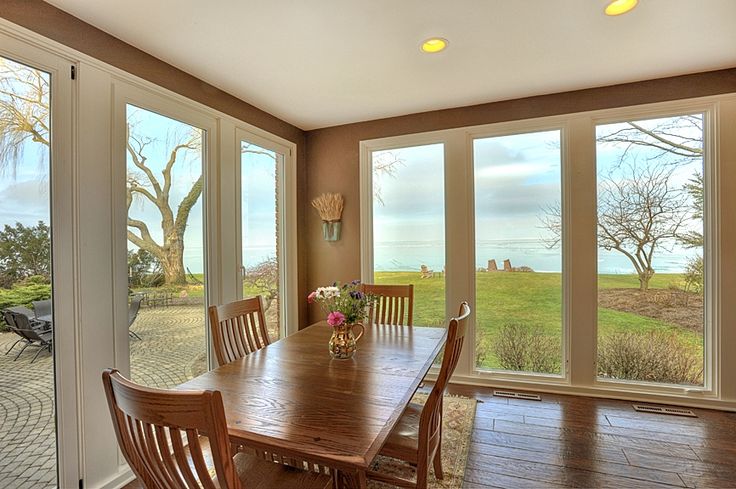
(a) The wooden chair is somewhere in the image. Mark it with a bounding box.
[209,296,270,366]
[367,302,470,489]
[102,368,331,489]
[360,283,414,326]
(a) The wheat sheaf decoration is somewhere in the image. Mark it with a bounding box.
[311,193,344,222]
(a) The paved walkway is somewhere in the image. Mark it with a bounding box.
[0,304,207,489]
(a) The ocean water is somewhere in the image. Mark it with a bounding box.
[375,239,699,274]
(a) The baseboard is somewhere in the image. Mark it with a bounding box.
[92,467,135,489]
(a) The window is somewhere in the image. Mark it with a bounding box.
[240,138,283,341]
[126,104,208,388]
[370,143,446,326]
[0,54,56,488]
[473,130,563,374]
[595,113,705,387]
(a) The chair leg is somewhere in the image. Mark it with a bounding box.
[432,447,443,480]
[30,346,46,363]
[14,342,31,361]
[4,339,22,355]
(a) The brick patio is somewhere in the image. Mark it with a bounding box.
[0,304,207,489]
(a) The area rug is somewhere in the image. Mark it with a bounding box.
[368,393,477,489]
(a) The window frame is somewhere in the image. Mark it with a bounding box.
[235,128,298,339]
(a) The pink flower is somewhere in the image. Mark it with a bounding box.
[327,311,346,327]
[307,291,317,303]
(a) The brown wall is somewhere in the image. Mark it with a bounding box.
[303,68,736,323]
[0,0,312,326]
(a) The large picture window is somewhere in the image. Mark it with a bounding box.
[473,130,563,375]
[361,101,720,399]
[370,143,446,326]
[595,114,705,387]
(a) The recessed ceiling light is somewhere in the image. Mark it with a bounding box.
[421,38,448,53]
[605,0,638,16]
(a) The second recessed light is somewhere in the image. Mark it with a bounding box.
[421,37,448,53]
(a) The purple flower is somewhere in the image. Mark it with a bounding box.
[351,279,361,285]
[327,311,346,327]
[350,291,364,300]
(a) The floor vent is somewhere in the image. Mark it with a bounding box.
[493,390,541,401]
[632,404,697,417]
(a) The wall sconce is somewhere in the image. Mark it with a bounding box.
[312,193,344,241]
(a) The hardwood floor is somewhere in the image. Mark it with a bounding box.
[124,384,736,488]
[442,384,736,488]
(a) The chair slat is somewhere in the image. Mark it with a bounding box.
[361,284,414,326]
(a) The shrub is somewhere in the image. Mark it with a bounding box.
[0,283,52,332]
[491,323,560,374]
[597,330,703,385]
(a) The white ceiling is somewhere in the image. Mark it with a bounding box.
[47,0,736,130]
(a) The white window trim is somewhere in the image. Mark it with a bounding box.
[360,95,735,409]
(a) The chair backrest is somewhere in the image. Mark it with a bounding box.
[9,311,44,341]
[3,310,22,335]
[418,302,470,458]
[32,299,52,318]
[102,368,240,489]
[360,284,414,326]
[128,295,144,326]
[209,296,270,366]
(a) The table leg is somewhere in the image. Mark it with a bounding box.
[333,468,367,489]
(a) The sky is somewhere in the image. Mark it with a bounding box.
[372,116,704,274]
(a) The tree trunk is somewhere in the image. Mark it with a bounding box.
[164,237,187,285]
[638,270,654,291]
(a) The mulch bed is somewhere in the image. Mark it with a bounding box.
[598,288,703,333]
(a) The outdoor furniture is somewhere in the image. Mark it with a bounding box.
[420,264,434,279]
[128,295,144,340]
[208,296,270,366]
[367,302,470,489]
[177,320,447,488]
[102,368,332,489]
[360,283,414,326]
[32,299,52,320]
[4,310,53,362]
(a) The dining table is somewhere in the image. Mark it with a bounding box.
[177,321,447,488]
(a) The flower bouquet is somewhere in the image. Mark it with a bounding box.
[308,280,373,359]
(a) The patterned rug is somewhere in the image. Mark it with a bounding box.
[368,393,477,489]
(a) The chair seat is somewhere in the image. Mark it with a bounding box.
[232,451,332,489]
[379,402,423,464]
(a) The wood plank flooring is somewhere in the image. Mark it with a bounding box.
[124,384,736,488]
[444,384,736,488]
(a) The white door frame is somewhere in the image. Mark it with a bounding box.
[0,31,80,489]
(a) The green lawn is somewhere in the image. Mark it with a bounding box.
[374,271,703,370]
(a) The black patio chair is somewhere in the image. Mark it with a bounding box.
[32,299,52,318]
[6,310,53,362]
[3,310,30,356]
[128,295,144,340]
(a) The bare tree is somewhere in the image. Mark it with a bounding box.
[597,115,703,165]
[125,122,202,285]
[542,163,690,290]
[0,58,49,174]
[243,257,278,312]
[598,163,689,290]
[372,151,404,205]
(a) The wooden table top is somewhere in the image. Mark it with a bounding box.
[178,322,446,470]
